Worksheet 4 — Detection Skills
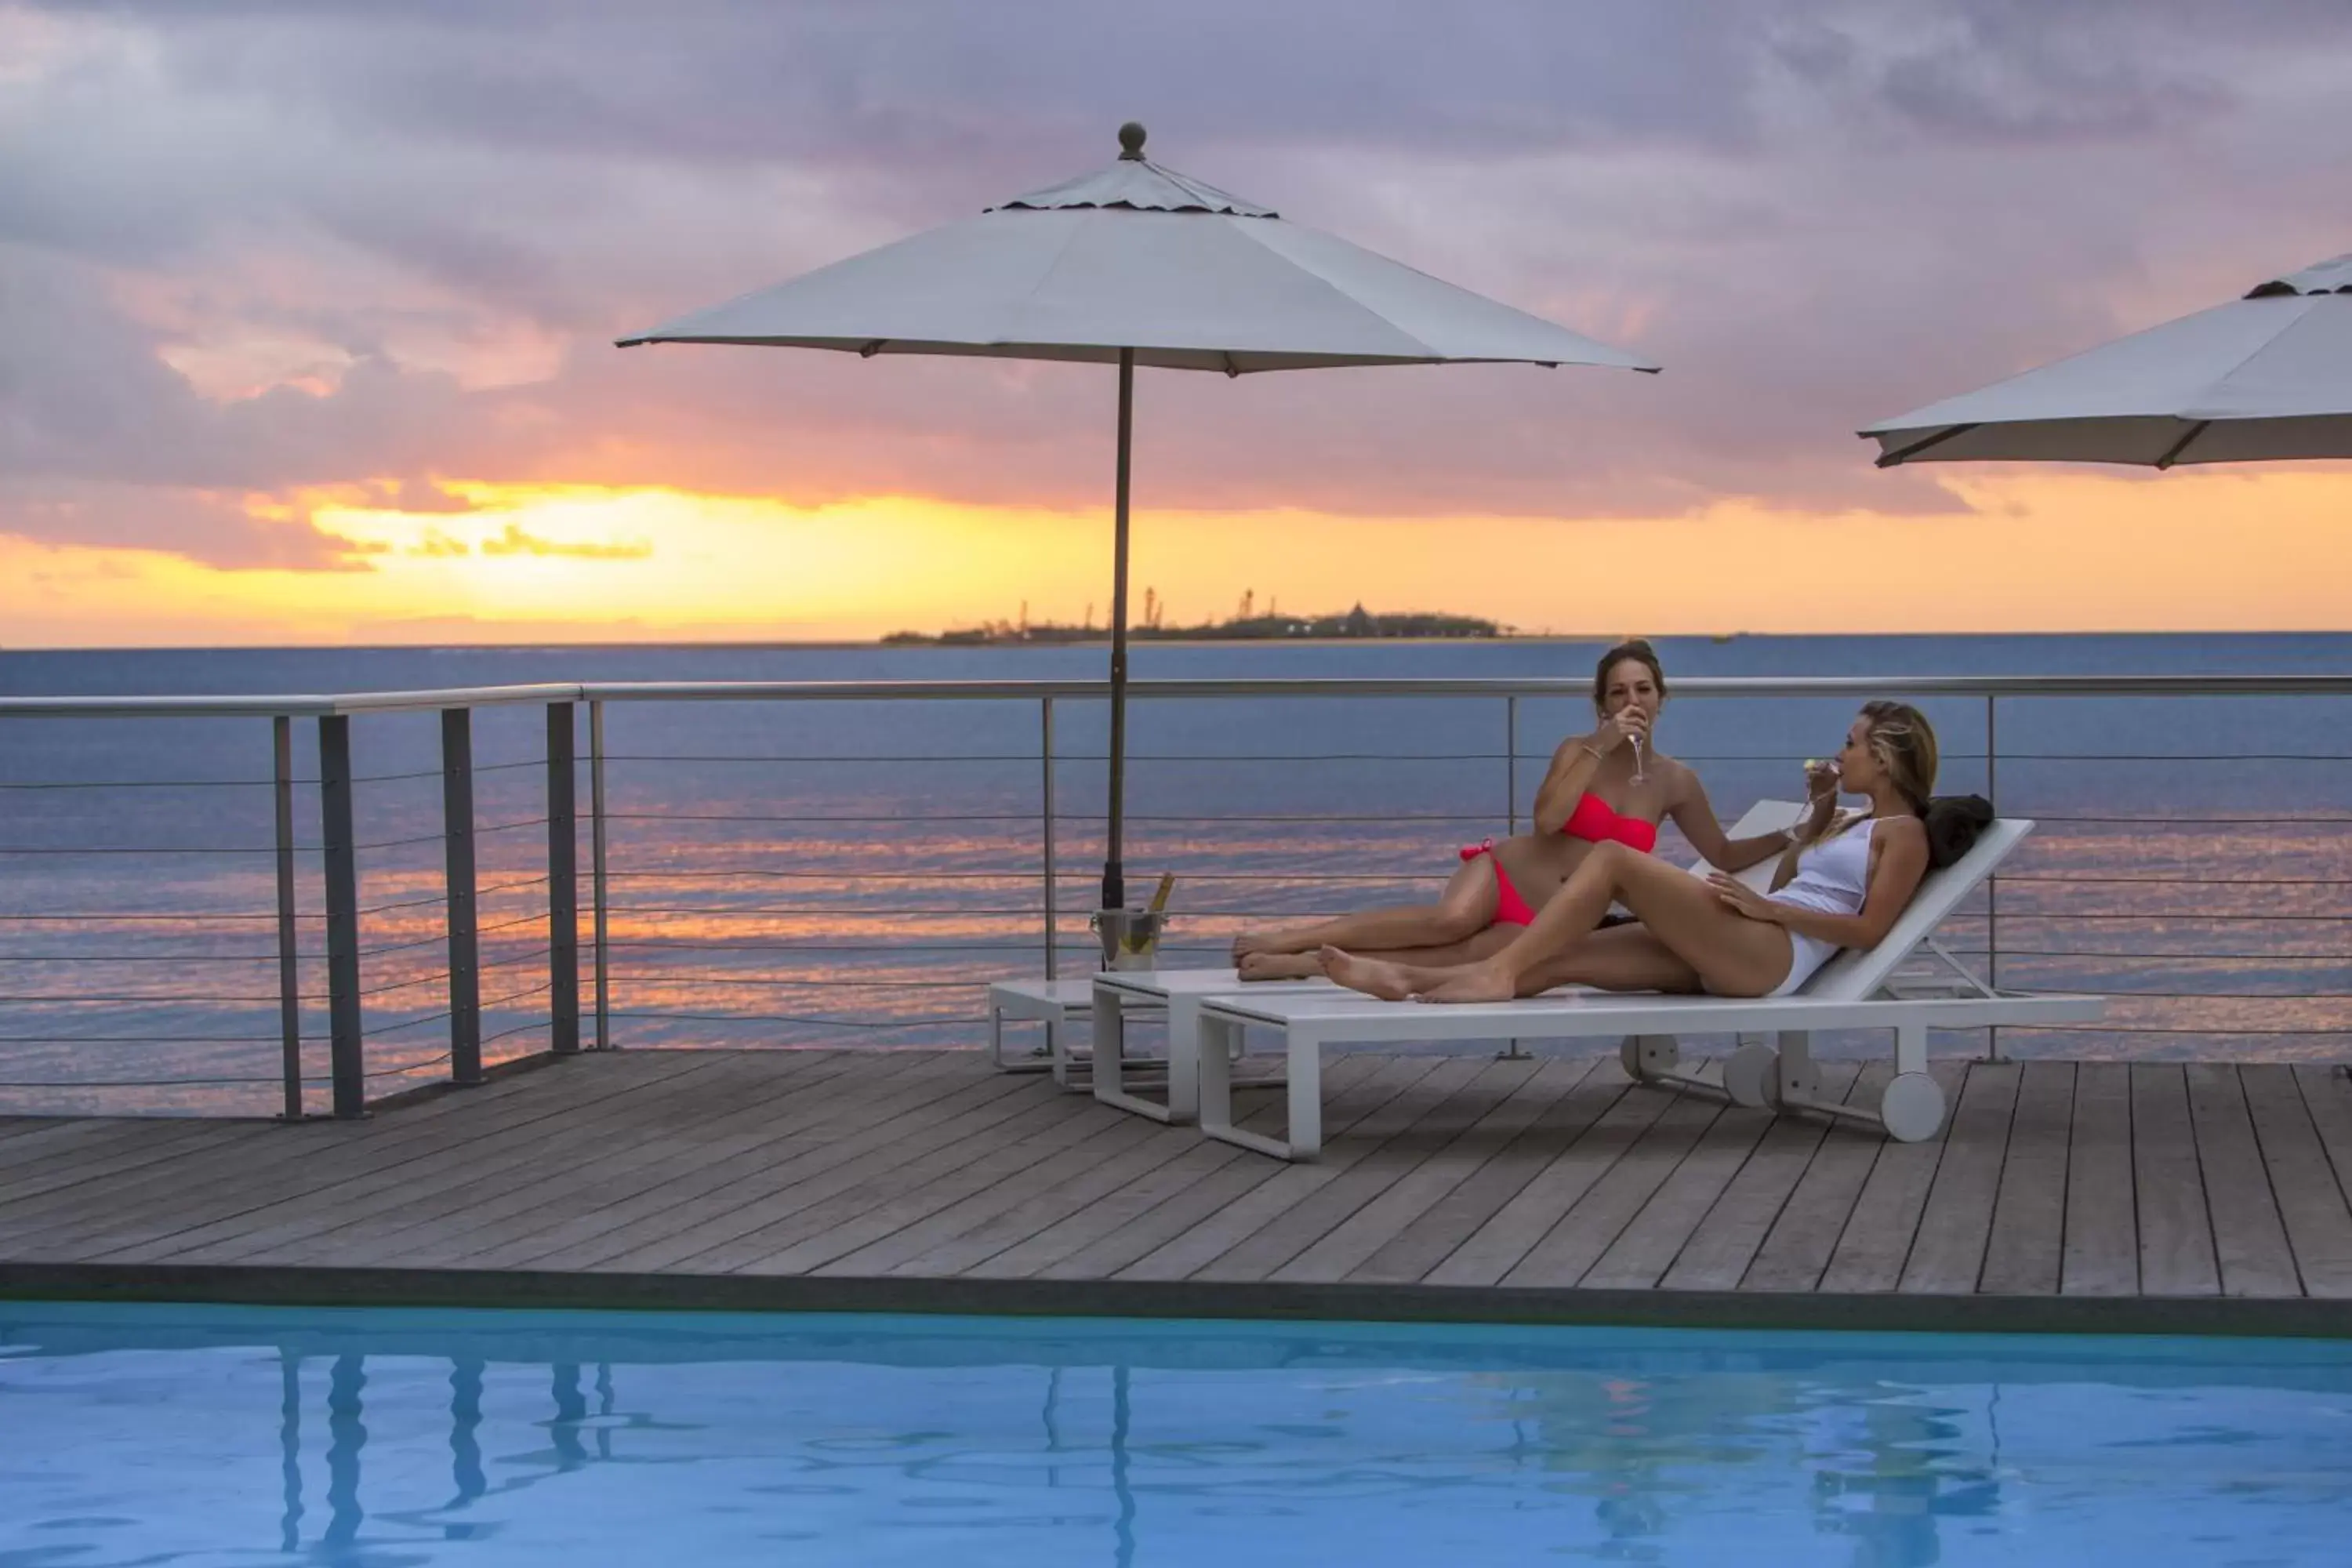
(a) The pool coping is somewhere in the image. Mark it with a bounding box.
[5,1264,2348,1340]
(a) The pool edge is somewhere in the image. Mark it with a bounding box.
[4,1264,2348,1339]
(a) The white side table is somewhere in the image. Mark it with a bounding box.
[985,978,1102,1079]
[1091,969,1332,1124]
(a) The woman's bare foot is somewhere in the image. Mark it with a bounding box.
[1317,946,1415,1001]
[1417,964,1519,1004]
[1239,951,1323,982]
[1230,932,1299,962]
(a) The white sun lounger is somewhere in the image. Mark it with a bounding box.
[1193,804,2103,1159]
[1081,799,1802,1125]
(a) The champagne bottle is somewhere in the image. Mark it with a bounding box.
[1126,873,1176,953]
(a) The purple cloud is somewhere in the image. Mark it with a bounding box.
[6,0,2352,574]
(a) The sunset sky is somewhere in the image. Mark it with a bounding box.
[5,0,2350,646]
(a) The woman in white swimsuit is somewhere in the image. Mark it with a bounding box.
[1322,701,1938,1004]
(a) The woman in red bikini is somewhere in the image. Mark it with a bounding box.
[1230,640,1791,980]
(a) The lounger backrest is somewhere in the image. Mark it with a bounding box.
[1802,818,2033,1000]
[1685,800,2033,1002]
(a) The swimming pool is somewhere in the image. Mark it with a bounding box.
[3,1304,2347,1565]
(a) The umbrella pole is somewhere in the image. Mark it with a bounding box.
[1101,348,1134,913]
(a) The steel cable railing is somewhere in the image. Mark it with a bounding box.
[0,705,577,1115]
[1,677,2347,1113]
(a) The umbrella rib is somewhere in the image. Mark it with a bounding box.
[2153,419,2210,470]
[1874,423,1980,467]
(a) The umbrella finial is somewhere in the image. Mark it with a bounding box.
[1117,122,1148,161]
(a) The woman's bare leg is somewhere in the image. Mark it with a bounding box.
[1322,844,1635,998]
[1230,855,1497,960]
[1240,924,1517,981]
[1326,843,1791,1001]
[1533,925,1703,993]
[1323,921,1704,1000]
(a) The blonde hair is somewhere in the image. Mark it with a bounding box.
[1798,700,1940,850]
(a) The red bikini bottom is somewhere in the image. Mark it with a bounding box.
[1459,840,1641,932]
[1459,840,1537,927]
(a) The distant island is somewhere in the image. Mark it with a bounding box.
[884,597,1507,645]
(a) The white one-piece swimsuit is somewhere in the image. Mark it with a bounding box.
[1760,816,1878,997]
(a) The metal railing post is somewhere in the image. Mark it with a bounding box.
[590,699,610,1051]
[272,716,303,1120]
[441,708,482,1086]
[1505,695,1519,836]
[1985,692,2001,1062]
[318,714,365,1118]
[547,702,580,1054]
[1500,695,1529,1059]
[1041,695,1058,982]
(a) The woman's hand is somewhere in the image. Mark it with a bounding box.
[1708,872,1781,923]
[1802,757,1841,803]
[1589,706,1649,756]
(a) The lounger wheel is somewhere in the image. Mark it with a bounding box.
[1879,1071,1947,1143]
[1620,1035,1679,1082]
[1721,1042,1777,1109]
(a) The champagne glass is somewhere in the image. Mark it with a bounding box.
[1629,717,1646,783]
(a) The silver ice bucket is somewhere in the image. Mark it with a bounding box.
[1090,907,1166,971]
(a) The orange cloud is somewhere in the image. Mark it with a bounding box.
[0,466,2347,648]
[478,521,652,560]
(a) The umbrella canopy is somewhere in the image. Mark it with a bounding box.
[1862,252,2352,467]
[619,122,1656,913]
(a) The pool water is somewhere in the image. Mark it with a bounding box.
[2,1304,2348,1566]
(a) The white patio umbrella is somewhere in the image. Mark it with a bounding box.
[1862,252,2352,467]
[620,123,1657,915]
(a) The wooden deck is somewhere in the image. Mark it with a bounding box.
[5,1047,2351,1334]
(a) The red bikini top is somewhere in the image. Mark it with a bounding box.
[1562,792,1659,854]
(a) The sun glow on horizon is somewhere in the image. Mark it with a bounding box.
[3,468,2350,648]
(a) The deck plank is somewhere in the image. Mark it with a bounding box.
[2241,1066,2352,1298]
[1280,1058,1592,1286]
[551,1066,1069,1273]
[959,1055,1385,1280]
[9,1050,732,1261]
[887,1084,1296,1279]
[0,1047,2328,1318]
[2060,1062,2138,1295]
[0,1047,704,1241]
[2292,1065,2352,1221]
[1029,1057,1434,1282]
[0,1120,256,1216]
[1900,1062,2020,1294]
[125,1051,782,1266]
[1738,1063,1895,1292]
[466,1061,1040,1274]
[1222,1057,1551,1284]
[2132,1063,2220,1297]
[1501,1091,1725,1288]
[1116,1056,1489,1283]
[1424,1065,1674,1287]
[1816,1060,1968,1294]
[1348,1057,1624,1286]
[1977,1061,2074,1297]
[1661,1061,1864,1293]
[1578,1097,1776,1291]
[288,1050,946,1268]
[2185,1065,2301,1298]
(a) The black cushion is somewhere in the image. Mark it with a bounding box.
[1923,793,1994,869]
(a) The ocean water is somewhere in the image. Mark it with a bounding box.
[1,633,2347,1114]
[5,1302,2351,1566]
